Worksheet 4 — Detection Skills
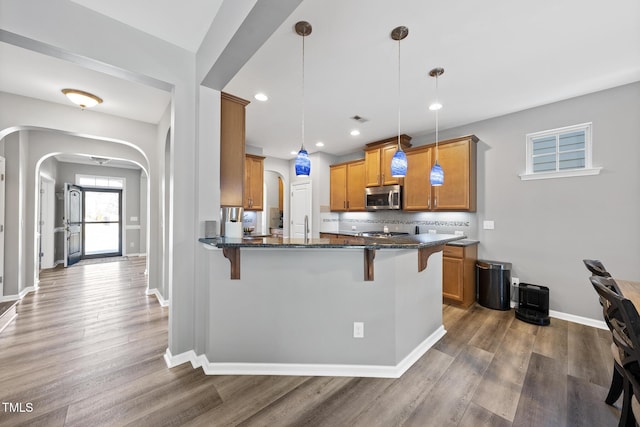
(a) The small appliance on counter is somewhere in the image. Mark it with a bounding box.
[515,283,550,326]
[220,207,243,238]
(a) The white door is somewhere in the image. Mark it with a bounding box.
[39,175,55,269]
[290,181,312,238]
[0,157,5,296]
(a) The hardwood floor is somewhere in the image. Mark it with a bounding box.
[0,257,620,426]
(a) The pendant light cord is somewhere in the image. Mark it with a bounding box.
[397,37,402,151]
[435,74,439,162]
[301,31,306,151]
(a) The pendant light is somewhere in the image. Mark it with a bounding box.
[295,21,312,176]
[390,26,409,178]
[429,67,445,186]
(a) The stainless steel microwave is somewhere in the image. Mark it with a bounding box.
[365,185,402,210]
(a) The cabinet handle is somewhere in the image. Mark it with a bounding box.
[347,200,350,209]
[428,198,430,209]
[382,173,385,183]
[434,197,437,208]
[344,201,346,209]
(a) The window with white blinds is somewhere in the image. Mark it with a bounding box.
[521,122,601,180]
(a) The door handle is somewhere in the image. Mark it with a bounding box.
[388,191,392,207]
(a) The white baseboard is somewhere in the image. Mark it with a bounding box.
[1,286,36,303]
[163,325,446,378]
[146,289,169,307]
[549,310,607,330]
[19,286,36,299]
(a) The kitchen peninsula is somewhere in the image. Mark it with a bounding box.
[198,233,462,378]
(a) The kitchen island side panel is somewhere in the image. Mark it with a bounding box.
[205,247,443,368]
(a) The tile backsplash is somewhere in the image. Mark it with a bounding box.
[320,211,477,238]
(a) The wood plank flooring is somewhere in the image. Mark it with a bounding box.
[0,257,620,426]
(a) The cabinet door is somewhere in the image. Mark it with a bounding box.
[347,160,365,211]
[443,256,464,302]
[381,144,402,185]
[220,93,248,207]
[364,149,381,187]
[404,147,432,210]
[433,139,474,211]
[244,155,264,210]
[330,164,347,211]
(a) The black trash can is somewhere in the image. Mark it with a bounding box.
[476,260,512,310]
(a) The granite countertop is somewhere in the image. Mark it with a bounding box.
[199,233,464,250]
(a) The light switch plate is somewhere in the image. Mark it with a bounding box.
[353,322,364,338]
[483,220,495,230]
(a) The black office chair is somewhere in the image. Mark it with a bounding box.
[583,259,612,278]
[590,276,637,427]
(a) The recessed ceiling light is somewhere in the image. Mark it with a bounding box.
[350,130,360,136]
[316,142,324,147]
[290,151,298,155]
[61,88,103,109]
[254,93,268,101]
[429,102,442,111]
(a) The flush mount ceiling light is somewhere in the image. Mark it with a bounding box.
[350,129,360,136]
[294,21,312,177]
[315,141,324,147]
[429,67,445,186]
[90,156,110,165]
[390,26,409,178]
[61,88,103,109]
[254,93,268,101]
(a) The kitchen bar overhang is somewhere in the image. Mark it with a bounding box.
[199,233,464,281]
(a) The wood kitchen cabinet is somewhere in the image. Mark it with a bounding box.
[442,243,478,308]
[330,160,365,211]
[364,134,412,187]
[220,92,249,207]
[244,154,265,211]
[403,135,478,212]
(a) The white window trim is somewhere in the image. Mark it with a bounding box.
[519,122,601,181]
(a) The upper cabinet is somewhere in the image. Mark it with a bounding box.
[432,135,477,211]
[404,145,433,210]
[220,92,249,207]
[330,160,366,211]
[364,135,412,187]
[244,154,265,211]
[403,135,478,212]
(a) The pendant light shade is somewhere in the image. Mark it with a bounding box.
[391,150,407,177]
[429,67,445,186]
[390,26,408,178]
[295,147,310,176]
[430,161,444,186]
[295,21,312,176]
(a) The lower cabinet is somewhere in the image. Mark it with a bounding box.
[442,243,478,308]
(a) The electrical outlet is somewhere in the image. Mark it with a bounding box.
[483,220,495,230]
[353,322,364,338]
[351,225,357,231]
[512,277,520,286]
[454,230,464,236]
[428,229,437,234]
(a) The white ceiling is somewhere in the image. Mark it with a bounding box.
[225,0,640,159]
[69,0,224,52]
[0,42,171,124]
[1,0,639,160]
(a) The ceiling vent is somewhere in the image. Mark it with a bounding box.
[351,115,369,123]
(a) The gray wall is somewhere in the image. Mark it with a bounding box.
[55,161,145,257]
[412,81,639,320]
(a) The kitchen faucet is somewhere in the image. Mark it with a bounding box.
[304,215,309,244]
